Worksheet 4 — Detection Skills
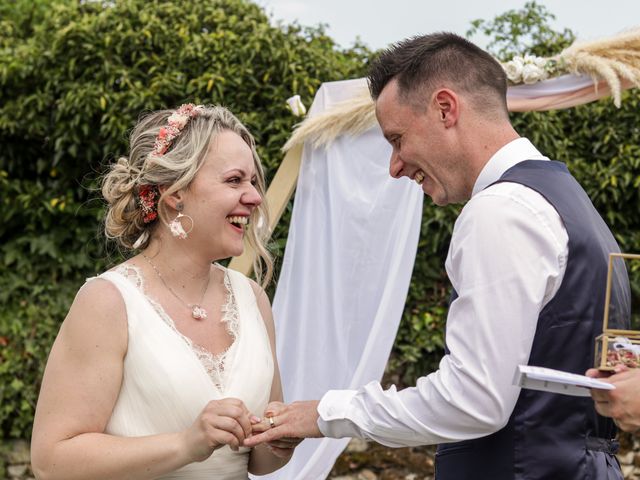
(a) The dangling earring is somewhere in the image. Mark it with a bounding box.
[168,202,194,239]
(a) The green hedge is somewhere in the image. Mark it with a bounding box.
[1,0,639,442]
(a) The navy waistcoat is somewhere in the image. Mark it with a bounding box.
[435,160,627,480]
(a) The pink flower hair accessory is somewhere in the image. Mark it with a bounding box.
[138,184,159,224]
[151,103,205,156]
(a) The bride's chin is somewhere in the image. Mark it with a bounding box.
[227,243,244,258]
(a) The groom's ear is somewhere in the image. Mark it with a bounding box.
[432,88,459,128]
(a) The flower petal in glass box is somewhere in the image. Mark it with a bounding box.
[594,253,640,371]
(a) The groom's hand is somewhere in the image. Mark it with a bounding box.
[244,400,323,447]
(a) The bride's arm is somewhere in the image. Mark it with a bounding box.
[248,284,297,475]
[31,279,251,480]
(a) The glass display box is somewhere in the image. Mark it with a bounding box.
[594,253,640,371]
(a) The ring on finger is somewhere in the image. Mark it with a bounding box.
[268,416,276,428]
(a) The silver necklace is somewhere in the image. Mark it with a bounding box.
[142,254,210,320]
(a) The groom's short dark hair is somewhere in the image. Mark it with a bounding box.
[368,32,508,116]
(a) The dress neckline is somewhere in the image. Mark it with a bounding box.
[110,262,240,392]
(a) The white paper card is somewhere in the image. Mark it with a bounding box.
[513,365,615,397]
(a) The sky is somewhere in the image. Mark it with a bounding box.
[257,0,640,51]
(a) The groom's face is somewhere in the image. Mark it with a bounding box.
[375,79,466,206]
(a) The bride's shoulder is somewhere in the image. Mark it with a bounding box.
[71,261,137,326]
[244,277,268,304]
[246,278,274,330]
[58,271,128,352]
[74,273,126,318]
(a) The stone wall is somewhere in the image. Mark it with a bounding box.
[2,441,33,480]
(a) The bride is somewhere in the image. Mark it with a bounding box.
[31,104,298,479]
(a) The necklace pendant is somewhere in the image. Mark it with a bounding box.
[191,305,207,320]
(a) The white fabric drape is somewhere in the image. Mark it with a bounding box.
[507,73,594,97]
[255,79,424,479]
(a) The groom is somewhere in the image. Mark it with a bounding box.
[246,32,625,479]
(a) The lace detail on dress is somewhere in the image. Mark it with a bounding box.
[221,267,240,345]
[210,268,240,379]
[112,263,239,390]
[114,263,145,290]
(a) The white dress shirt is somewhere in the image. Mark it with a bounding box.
[316,138,570,446]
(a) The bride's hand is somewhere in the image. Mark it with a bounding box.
[181,398,255,463]
[251,402,303,458]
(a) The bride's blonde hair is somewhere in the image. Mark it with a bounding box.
[101,105,273,287]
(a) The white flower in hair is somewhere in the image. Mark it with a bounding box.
[168,112,189,129]
[152,103,205,156]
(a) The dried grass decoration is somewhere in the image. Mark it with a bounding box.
[557,27,640,107]
[284,28,640,150]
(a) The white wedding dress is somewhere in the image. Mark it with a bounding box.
[92,263,274,479]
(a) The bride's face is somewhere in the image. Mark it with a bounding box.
[182,130,262,260]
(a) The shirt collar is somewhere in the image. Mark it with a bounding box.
[471,137,549,197]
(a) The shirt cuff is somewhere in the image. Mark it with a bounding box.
[316,389,363,439]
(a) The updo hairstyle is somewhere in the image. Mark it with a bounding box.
[101,105,273,285]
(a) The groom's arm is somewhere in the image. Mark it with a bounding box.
[313,193,567,447]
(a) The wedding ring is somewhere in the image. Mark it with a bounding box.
[268,416,276,428]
